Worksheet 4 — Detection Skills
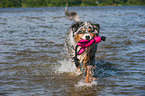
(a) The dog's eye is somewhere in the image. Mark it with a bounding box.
[88,28,94,33]
[78,28,85,34]
[78,30,85,34]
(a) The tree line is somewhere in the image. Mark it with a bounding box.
[0,0,144,8]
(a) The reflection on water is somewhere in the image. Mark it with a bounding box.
[0,6,145,96]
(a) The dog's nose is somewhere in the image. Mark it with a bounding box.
[85,35,90,40]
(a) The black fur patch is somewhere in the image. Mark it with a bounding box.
[71,22,100,36]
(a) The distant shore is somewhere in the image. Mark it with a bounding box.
[0,5,145,8]
[0,4,145,8]
[0,0,145,8]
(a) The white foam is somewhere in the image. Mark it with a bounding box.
[56,59,98,86]
[75,79,97,87]
[56,59,84,76]
[57,59,77,73]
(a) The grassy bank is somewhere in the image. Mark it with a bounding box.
[0,0,145,8]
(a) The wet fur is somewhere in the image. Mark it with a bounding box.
[65,22,100,83]
[65,4,101,83]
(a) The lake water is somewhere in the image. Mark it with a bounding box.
[0,6,145,96]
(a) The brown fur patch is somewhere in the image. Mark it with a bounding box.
[74,34,85,42]
[74,33,96,42]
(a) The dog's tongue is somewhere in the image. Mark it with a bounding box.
[78,39,89,43]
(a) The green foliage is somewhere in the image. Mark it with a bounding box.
[0,0,22,8]
[127,0,145,5]
[0,0,144,8]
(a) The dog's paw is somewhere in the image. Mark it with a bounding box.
[75,67,82,75]
[76,69,83,75]
[85,76,92,83]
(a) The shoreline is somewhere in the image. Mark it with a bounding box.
[0,5,144,9]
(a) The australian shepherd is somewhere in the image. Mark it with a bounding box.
[65,4,106,83]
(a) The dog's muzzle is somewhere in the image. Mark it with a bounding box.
[82,34,92,40]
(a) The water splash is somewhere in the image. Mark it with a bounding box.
[56,59,84,76]
[56,59,118,82]
[57,59,76,73]
[75,79,97,87]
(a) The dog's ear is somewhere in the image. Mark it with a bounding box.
[93,23,100,33]
[71,22,82,32]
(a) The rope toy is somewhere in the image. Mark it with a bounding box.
[73,36,106,67]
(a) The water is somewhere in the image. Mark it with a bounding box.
[0,6,145,96]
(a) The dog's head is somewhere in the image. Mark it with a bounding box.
[71,21,100,42]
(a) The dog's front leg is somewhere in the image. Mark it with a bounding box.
[82,56,88,71]
[85,65,95,83]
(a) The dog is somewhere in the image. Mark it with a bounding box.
[65,4,106,83]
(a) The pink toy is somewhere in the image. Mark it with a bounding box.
[77,36,102,55]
